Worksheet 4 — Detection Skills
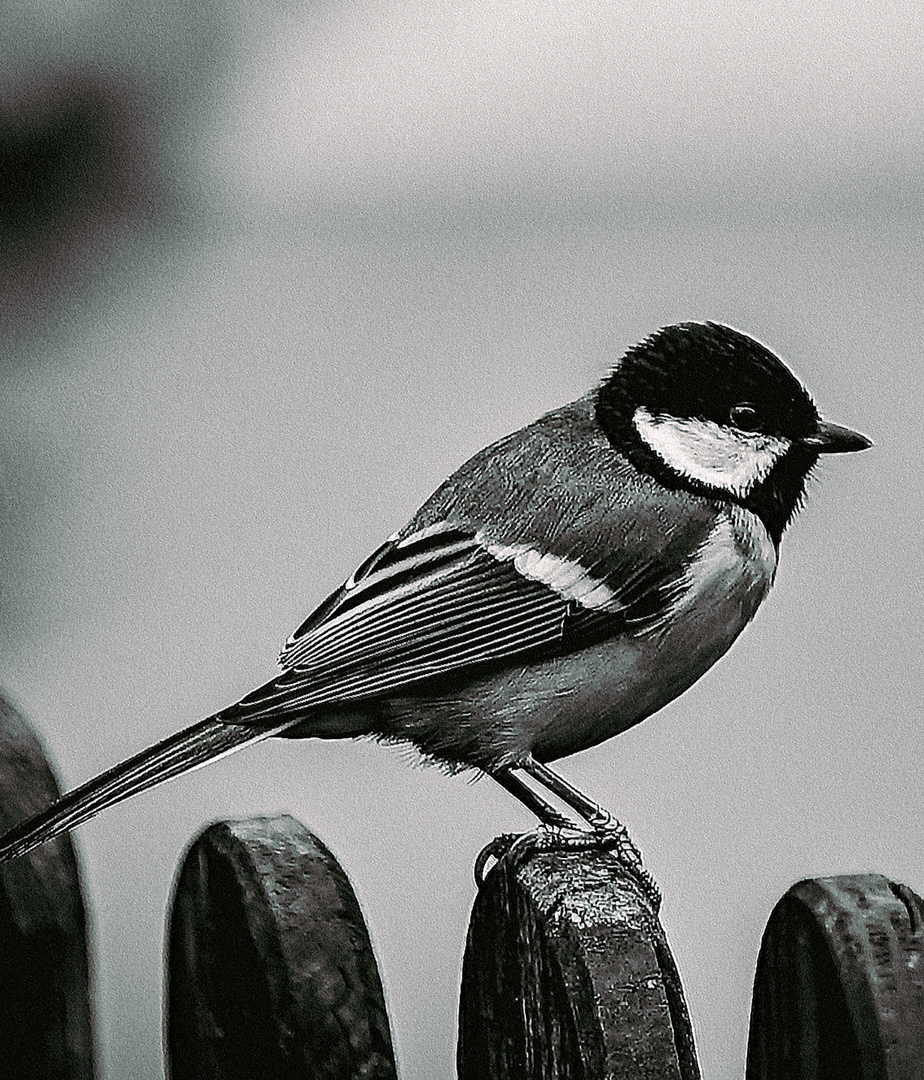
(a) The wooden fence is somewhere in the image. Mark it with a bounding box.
[1,696,922,1078]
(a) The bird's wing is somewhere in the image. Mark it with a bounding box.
[225,508,715,723]
[225,397,724,723]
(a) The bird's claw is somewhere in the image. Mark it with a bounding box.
[474,824,576,886]
[473,832,522,887]
[474,822,662,912]
[588,821,662,910]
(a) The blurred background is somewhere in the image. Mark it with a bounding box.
[0,0,921,1076]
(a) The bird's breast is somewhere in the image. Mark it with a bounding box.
[650,503,777,632]
[526,503,777,760]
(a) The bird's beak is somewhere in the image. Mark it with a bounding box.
[801,420,873,454]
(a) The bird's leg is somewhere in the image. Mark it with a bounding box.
[521,756,644,868]
[520,756,621,832]
[481,763,661,911]
[481,758,661,910]
[475,766,586,887]
[491,767,574,830]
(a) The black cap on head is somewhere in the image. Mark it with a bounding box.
[602,321,820,442]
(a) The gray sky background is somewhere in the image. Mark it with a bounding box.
[1,3,922,1078]
[209,0,924,209]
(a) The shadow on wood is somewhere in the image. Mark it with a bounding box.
[746,873,924,1080]
[0,693,96,1080]
[458,843,700,1080]
[165,815,397,1080]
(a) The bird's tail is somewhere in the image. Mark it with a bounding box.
[0,716,295,862]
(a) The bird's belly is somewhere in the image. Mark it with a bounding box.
[527,602,751,761]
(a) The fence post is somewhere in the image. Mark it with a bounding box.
[164,814,397,1080]
[746,873,924,1079]
[0,693,96,1080]
[457,843,700,1080]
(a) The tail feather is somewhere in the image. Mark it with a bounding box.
[0,716,295,862]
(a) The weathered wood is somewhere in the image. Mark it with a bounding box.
[0,692,96,1079]
[165,815,397,1080]
[458,842,700,1080]
[746,874,924,1079]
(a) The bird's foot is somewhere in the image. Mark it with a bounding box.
[474,821,661,912]
[474,824,585,887]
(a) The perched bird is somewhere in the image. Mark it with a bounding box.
[0,321,871,866]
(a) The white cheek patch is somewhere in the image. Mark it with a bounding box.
[633,407,790,497]
[478,535,623,612]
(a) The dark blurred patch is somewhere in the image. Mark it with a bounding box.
[0,692,96,1079]
[0,75,157,327]
[0,85,125,240]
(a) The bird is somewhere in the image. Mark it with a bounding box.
[0,321,871,870]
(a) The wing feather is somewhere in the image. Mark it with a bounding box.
[228,514,706,726]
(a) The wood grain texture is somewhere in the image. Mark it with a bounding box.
[0,692,96,1080]
[746,874,924,1079]
[165,815,396,1080]
[457,843,700,1080]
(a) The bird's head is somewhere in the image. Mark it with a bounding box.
[595,321,872,543]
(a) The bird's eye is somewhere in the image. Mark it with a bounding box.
[729,403,761,431]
